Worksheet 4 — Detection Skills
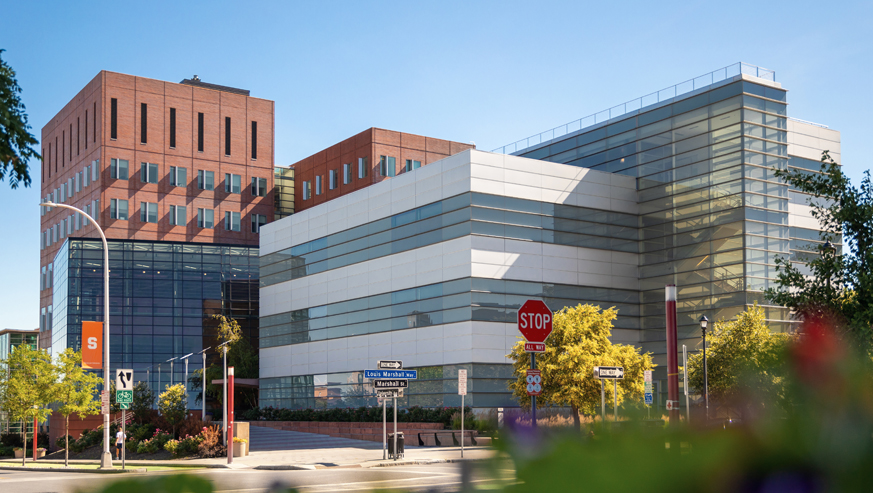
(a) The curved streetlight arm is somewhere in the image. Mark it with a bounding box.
[41,201,113,468]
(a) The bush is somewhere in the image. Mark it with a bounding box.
[197,425,226,458]
[134,429,171,454]
[0,433,23,448]
[164,434,203,458]
[0,445,12,457]
[37,431,49,449]
[55,435,75,450]
[451,410,478,430]
[239,405,471,427]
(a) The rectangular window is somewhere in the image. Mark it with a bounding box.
[110,158,129,180]
[41,266,46,290]
[67,215,72,235]
[224,116,231,155]
[251,177,267,197]
[252,214,267,234]
[169,205,186,226]
[62,130,65,166]
[76,117,80,155]
[75,172,81,193]
[358,157,368,179]
[141,162,158,184]
[46,305,52,330]
[110,199,129,220]
[197,208,214,228]
[52,225,57,244]
[111,98,117,139]
[85,110,88,149]
[198,170,214,190]
[197,112,204,152]
[379,156,396,177]
[329,169,338,190]
[60,183,66,202]
[170,166,187,187]
[68,124,72,161]
[225,173,241,194]
[405,159,421,172]
[93,199,99,222]
[169,108,176,148]
[343,163,351,184]
[92,160,99,181]
[74,212,80,231]
[315,175,322,195]
[47,263,53,288]
[303,180,311,200]
[93,101,96,142]
[141,103,147,144]
[83,166,89,187]
[140,202,157,223]
[225,211,241,231]
[68,178,73,198]
[251,121,258,160]
[83,204,89,226]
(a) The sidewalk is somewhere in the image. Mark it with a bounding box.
[0,445,496,471]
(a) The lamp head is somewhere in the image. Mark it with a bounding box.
[699,315,709,330]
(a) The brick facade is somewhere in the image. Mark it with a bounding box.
[292,128,474,213]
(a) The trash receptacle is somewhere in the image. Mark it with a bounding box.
[388,432,405,458]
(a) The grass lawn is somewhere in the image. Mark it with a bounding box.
[0,462,205,472]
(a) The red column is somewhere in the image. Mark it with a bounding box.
[665,285,679,424]
[227,367,234,464]
[33,417,37,460]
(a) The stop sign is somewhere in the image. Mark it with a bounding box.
[517,299,553,343]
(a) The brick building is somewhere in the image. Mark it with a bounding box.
[292,128,474,213]
[38,72,274,407]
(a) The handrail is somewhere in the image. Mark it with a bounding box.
[492,62,776,154]
[788,117,829,129]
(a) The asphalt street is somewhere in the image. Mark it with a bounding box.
[0,462,513,493]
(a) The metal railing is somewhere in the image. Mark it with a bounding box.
[492,62,776,155]
[788,117,829,129]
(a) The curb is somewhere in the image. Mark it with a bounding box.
[0,465,147,474]
[368,457,491,468]
[254,464,317,471]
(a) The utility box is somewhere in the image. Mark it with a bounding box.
[388,432,405,459]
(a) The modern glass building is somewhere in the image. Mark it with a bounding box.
[0,328,39,434]
[259,63,838,410]
[51,238,259,405]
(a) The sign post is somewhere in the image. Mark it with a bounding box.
[368,363,416,461]
[517,299,553,429]
[594,366,624,422]
[458,369,467,458]
[382,396,387,460]
[115,369,133,470]
[644,370,653,418]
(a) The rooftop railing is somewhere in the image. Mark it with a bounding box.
[492,62,776,154]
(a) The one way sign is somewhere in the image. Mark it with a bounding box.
[116,369,133,390]
[594,366,624,379]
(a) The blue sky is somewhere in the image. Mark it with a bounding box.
[1,0,871,329]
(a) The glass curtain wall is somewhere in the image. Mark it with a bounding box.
[517,79,792,344]
[51,238,259,408]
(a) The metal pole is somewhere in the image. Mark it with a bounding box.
[682,346,689,422]
[382,398,386,460]
[122,409,126,469]
[184,358,189,392]
[703,328,709,420]
[41,202,113,469]
[530,353,537,429]
[223,346,228,443]
[461,394,464,458]
[32,416,37,461]
[202,351,207,421]
[393,397,398,461]
[227,367,234,464]
[613,379,618,423]
[170,360,174,386]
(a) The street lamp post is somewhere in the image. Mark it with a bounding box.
[167,357,178,386]
[217,341,230,442]
[198,347,211,421]
[699,315,709,421]
[41,201,113,469]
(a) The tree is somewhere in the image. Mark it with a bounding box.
[158,384,187,438]
[130,381,155,424]
[766,151,873,345]
[508,304,655,430]
[54,349,101,466]
[686,305,788,418]
[0,345,57,465]
[0,50,39,189]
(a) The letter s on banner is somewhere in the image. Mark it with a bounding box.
[82,321,103,369]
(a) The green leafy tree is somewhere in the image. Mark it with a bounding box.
[766,151,873,345]
[0,50,39,189]
[508,304,655,430]
[158,384,187,438]
[687,305,788,418]
[54,348,101,466]
[131,381,155,424]
[0,345,57,465]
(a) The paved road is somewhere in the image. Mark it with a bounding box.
[0,462,513,493]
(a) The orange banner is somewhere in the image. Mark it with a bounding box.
[82,321,103,369]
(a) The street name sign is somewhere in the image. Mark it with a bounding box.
[517,300,553,347]
[374,379,409,389]
[523,342,546,353]
[593,366,625,379]
[376,389,403,399]
[364,369,417,379]
[525,369,542,396]
[378,360,403,370]
[458,369,467,396]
